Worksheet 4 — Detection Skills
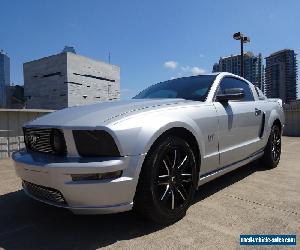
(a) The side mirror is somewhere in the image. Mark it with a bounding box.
[216,88,245,102]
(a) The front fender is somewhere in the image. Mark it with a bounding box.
[109,112,204,159]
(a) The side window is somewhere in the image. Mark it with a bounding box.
[218,77,254,101]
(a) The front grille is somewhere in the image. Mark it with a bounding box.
[23,180,67,206]
[23,127,67,155]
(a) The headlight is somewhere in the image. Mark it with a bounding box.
[72,130,120,157]
[50,129,67,155]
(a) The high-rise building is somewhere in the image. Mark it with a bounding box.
[24,51,120,110]
[212,63,219,73]
[0,50,10,107]
[212,52,264,90]
[265,49,298,103]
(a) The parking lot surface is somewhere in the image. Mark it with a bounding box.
[0,137,299,249]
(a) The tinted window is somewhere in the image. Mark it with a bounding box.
[133,75,217,101]
[218,77,254,101]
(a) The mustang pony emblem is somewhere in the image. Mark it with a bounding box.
[27,134,39,146]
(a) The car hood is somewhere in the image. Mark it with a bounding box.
[27,99,188,128]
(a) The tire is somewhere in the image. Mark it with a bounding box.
[261,124,281,169]
[134,136,198,225]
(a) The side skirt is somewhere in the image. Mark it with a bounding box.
[197,149,264,187]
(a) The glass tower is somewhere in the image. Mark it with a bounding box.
[0,51,10,107]
[212,52,264,91]
[265,49,298,103]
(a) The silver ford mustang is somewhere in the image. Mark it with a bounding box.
[13,72,284,224]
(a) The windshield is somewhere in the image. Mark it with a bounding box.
[133,75,217,101]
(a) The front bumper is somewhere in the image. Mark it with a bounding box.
[12,150,145,214]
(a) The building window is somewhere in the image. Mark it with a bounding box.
[73,72,115,82]
[42,72,62,78]
[64,81,83,86]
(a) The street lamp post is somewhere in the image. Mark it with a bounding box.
[233,32,250,78]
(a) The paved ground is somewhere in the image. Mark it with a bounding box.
[0,137,299,250]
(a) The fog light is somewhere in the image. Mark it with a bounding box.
[71,170,122,181]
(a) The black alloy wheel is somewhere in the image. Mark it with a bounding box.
[270,126,281,162]
[154,146,194,211]
[134,136,198,225]
[262,124,281,169]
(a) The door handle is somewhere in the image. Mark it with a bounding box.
[255,108,262,116]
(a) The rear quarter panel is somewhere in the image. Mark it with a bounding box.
[255,99,285,148]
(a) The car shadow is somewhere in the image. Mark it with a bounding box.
[193,160,267,203]
[0,160,268,250]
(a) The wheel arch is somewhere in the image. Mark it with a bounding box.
[145,127,201,174]
[273,118,282,133]
[266,108,284,138]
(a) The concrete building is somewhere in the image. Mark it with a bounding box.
[265,49,298,103]
[212,52,264,90]
[0,50,10,108]
[24,51,120,110]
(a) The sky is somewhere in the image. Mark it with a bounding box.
[1,0,299,99]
